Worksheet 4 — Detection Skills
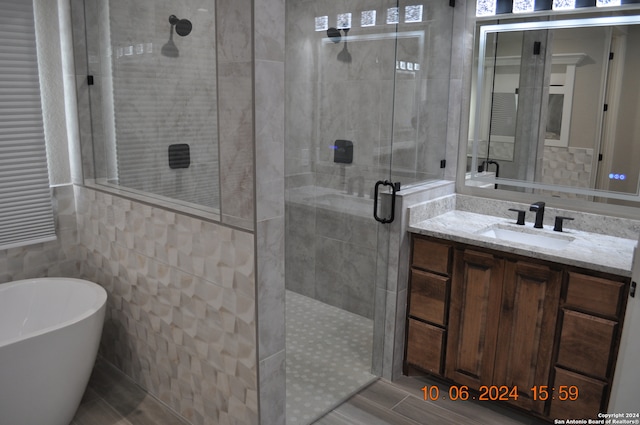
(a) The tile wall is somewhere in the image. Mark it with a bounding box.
[254,0,287,423]
[284,0,459,320]
[541,146,595,197]
[286,199,378,318]
[75,185,258,425]
[70,0,288,422]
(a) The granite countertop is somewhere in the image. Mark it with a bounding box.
[409,210,637,277]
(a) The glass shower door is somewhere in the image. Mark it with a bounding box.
[284,0,452,423]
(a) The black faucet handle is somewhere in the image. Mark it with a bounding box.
[508,208,526,225]
[554,216,574,232]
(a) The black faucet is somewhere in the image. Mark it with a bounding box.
[529,202,545,228]
[479,160,500,189]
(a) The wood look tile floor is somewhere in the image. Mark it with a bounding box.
[312,375,549,425]
[75,359,547,425]
[71,359,190,425]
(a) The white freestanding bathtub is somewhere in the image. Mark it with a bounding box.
[0,278,107,425]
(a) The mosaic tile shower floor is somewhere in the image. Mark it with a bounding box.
[286,290,376,425]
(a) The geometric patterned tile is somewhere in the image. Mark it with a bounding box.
[75,186,258,425]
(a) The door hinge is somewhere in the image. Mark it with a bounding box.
[604,104,608,112]
[598,153,603,161]
[533,41,541,55]
[449,0,455,7]
[87,75,94,86]
[631,281,636,298]
[440,159,446,169]
[609,52,614,60]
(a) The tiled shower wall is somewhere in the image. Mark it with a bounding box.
[286,201,378,319]
[86,0,220,210]
[284,0,455,318]
[75,185,258,425]
[0,185,79,284]
[285,0,454,192]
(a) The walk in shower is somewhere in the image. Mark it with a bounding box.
[285,0,454,423]
[79,0,455,422]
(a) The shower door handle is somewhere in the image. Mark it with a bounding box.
[373,180,400,224]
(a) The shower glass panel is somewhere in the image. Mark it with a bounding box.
[285,0,452,423]
[83,0,220,214]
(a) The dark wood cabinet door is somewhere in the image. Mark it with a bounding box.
[406,319,446,375]
[412,237,452,275]
[556,309,617,380]
[409,269,449,326]
[446,249,504,390]
[493,260,562,413]
[549,367,608,419]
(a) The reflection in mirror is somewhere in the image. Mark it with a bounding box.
[467,14,640,207]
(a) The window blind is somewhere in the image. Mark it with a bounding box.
[0,0,56,249]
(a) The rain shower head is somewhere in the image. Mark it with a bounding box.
[169,15,192,37]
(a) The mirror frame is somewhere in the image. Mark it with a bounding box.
[467,14,640,203]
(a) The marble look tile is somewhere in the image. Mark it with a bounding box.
[255,59,285,221]
[216,0,252,63]
[284,204,316,297]
[254,0,285,62]
[218,65,255,228]
[391,288,408,381]
[259,350,286,425]
[256,217,286,360]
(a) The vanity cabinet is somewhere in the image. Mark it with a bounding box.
[405,238,452,375]
[446,248,562,414]
[405,234,630,421]
[549,272,627,419]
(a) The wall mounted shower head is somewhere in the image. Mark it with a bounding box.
[327,27,341,43]
[169,15,192,37]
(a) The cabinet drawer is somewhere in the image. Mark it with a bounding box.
[406,319,445,375]
[566,272,625,318]
[557,310,616,380]
[412,237,451,275]
[409,269,449,326]
[549,367,607,419]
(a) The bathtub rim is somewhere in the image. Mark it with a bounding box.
[0,277,107,349]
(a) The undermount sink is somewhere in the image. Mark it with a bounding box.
[478,224,575,250]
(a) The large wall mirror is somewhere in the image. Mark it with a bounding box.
[466,14,640,207]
